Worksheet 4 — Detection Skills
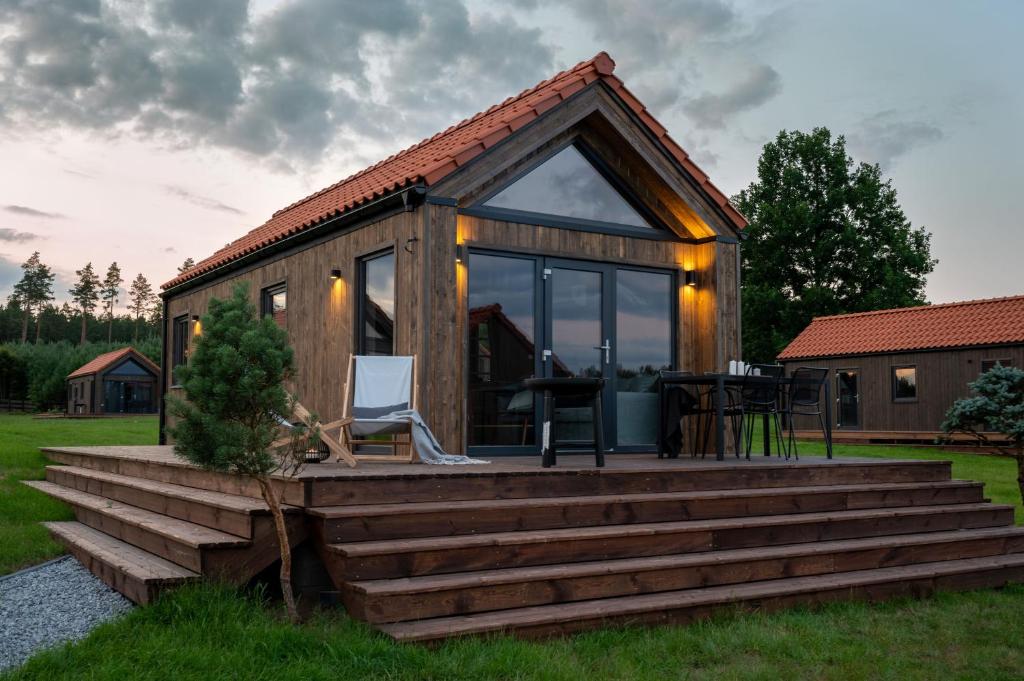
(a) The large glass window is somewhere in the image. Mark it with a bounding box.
[482,144,656,230]
[892,365,917,401]
[615,270,672,445]
[171,315,189,385]
[981,358,1012,374]
[261,283,287,328]
[467,253,537,447]
[358,250,395,355]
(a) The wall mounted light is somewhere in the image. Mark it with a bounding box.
[684,270,698,287]
[455,243,465,264]
[330,267,342,280]
[191,314,200,322]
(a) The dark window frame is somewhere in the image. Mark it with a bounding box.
[356,248,396,356]
[891,364,918,402]
[171,314,190,386]
[260,282,287,328]
[465,138,680,242]
[980,358,1013,374]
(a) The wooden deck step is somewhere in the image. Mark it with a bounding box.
[347,526,1024,623]
[43,521,199,604]
[325,502,1014,580]
[45,465,295,538]
[311,481,985,542]
[378,552,1024,641]
[24,480,250,572]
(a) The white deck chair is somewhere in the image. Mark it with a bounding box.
[340,355,419,463]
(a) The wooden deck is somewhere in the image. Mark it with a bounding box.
[27,445,1024,640]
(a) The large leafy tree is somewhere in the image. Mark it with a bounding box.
[942,365,1024,504]
[101,262,123,343]
[734,128,936,362]
[167,283,311,623]
[69,263,101,345]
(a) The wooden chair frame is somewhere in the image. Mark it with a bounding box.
[269,401,359,468]
[339,354,419,464]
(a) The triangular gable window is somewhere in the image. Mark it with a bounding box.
[481,144,657,231]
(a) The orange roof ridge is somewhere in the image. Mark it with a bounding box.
[809,293,1024,322]
[67,347,158,379]
[164,50,743,290]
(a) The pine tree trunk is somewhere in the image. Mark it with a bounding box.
[20,311,28,344]
[80,313,88,345]
[255,475,299,623]
[107,313,113,343]
[35,314,42,343]
[133,315,139,342]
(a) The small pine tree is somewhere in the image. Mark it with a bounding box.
[69,263,101,345]
[942,364,1024,504]
[128,274,154,341]
[178,257,195,273]
[167,283,310,623]
[102,262,123,343]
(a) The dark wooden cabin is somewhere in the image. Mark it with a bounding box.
[159,52,747,455]
[67,347,160,415]
[779,295,1024,440]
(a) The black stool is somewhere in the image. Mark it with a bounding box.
[524,377,606,468]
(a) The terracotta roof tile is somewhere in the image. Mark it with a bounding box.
[163,51,746,290]
[777,295,1024,360]
[67,347,158,379]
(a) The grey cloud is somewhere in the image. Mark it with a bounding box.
[0,0,554,166]
[0,228,41,242]
[163,186,244,215]
[4,205,65,219]
[683,63,781,129]
[162,246,176,253]
[848,111,943,169]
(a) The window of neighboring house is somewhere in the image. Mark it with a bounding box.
[981,358,1013,374]
[261,283,287,328]
[892,365,917,401]
[171,314,190,385]
[357,250,396,355]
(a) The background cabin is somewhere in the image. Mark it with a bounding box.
[159,52,747,456]
[67,347,160,415]
[778,295,1024,439]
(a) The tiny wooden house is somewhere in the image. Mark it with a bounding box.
[159,52,747,455]
[779,296,1024,435]
[67,347,160,415]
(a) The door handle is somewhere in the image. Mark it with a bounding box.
[542,349,552,363]
[593,339,611,365]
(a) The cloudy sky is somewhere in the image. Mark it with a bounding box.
[1,0,1021,309]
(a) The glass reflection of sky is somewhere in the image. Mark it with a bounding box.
[616,270,671,374]
[468,254,534,339]
[484,145,654,229]
[365,252,395,317]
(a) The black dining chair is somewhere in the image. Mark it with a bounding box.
[658,370,710,458]
[782,367,831,460]
[739,364,787,460]
[698,372,746,459]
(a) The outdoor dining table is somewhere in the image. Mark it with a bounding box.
[657,373,833,461]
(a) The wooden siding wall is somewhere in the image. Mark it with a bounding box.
[782,345,1024,432]
[164,210,423,434]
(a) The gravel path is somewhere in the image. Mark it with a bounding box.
[0,557,134,672]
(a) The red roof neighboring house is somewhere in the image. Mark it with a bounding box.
[67,347,159,379]
[162,51,746,291]
[778,295,1024,360]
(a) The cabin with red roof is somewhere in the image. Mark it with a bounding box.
[778,295,1024,438]
[159,52,746,454]
[67,347,160,415]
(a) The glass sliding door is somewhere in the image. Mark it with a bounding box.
[467,253,539,447]
[614,269,673,446]
[837,370,860,428]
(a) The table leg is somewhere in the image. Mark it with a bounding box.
[715,374,725,461]
[657,381,665,459]
[762,412,771,457]
[541,389,554,467]
[592,394,605,468]
[824,380,834,459]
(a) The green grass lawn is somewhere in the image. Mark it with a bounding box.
[2,413,1024,679]
[0,413,158,575]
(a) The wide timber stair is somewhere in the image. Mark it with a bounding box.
[27,447,1024,640]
